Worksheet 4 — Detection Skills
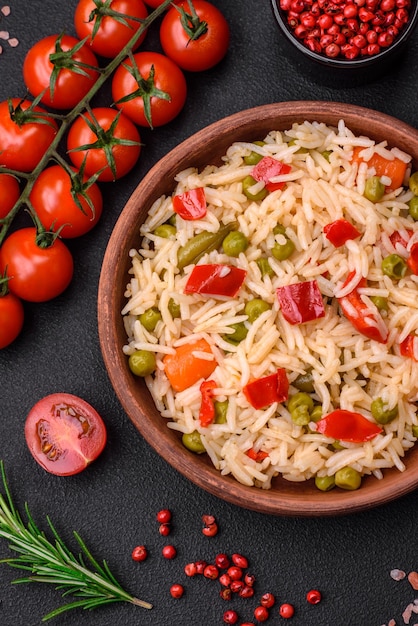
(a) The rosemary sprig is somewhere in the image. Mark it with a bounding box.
[0,461,152,621]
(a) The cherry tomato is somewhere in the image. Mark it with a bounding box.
[67,107,141,181]
[0,98,58,172]
[74,0,148,58]
[144,0,182,7]
[29,165,103,238]
[0,173,20,219]
[24,393,107,476]
[160,0,230,72]
[23,34,100,110]
[0,227,74,302]
[112,51,187,128]
[0,289,24,349]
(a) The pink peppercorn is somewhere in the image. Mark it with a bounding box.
[306,589,322,604]
[279,603,295,618]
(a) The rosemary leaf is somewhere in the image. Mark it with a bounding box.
[0,461,153,620]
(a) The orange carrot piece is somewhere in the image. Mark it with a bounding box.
[351,146,407,191]
[163,338,217,392]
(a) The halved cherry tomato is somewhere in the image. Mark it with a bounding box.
[74,0,148,58]
[0,98,58,172]
[0,173,20,219]
[0,287,24,349]
[112,51,187,128]
[24,393,107,476]
[67,107,141,181]
[0,227,74,302]
[316,409,382,442]
[23,34,100,110]
[160,0,230,72]
[29,165,103,238]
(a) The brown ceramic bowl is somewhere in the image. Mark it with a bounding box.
[98,101,418,517]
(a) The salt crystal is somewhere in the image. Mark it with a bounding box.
[408,571,418,590]
[7,37,18,47]
[1,6,11,16]
[0,30,9,39]
[390,569,406,581]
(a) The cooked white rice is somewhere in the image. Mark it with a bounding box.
[122,119,418,490]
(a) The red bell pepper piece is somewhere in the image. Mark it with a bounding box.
[400,334,418,361]
[172,187,207,220]
[337,272,388,344]
[323,219,361,247]
[246,448,269,462]
[316,409,382,442]
[199,380,217,427]
[251,156,291,192]
[184,264,247,297]
[390,229,412,249]
[243,369,289,409]
[276,280,325,325]
[407,242,418,274]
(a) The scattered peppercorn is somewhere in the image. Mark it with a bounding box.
[306,589,322,604]
[279,603,295,618]
[131,545,147,562]
[260,592,275,608]
[162,545,176,559]
[254,605,269,622]
[169,583,184,598]
[159,523,171,536]
[223,609,239,624]
[157,508,172,524]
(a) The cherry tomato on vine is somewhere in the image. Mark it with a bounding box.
[67,107,141,181]
[29,165,103,238]
[24,393,107,476]
[112,51,187,128]
[144,0,181,7]
[0,227,74,302]
[160,0,230,72]
[23,34,100,110]
[0,287,24,349]
[0,173,20,219]
[74,0,148,58]
[0,98,58,172]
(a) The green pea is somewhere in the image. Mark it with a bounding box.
[256,257,274,278]
[315,475,335,492]
[310,405,323,422]
[139,307,162,332]
[223,322,248,345]
[222,231,249,257]
[271,224,295,261]
[153,224,176,238]
[244,298,271,322]
[382,253,407,280]
[370,295,389,311]
[168,298,181,319]
[334,466,362,490]
[321,150,332,162]
[412,425,418,438]
[288,392,315,414]
[244,141,265,165]
[293,371,314,393]
[214,400,228,424]
[128,350,156,377]
[364,176,385,202]
[242,175,268,202]
[408,196,418,220]
[370,398,398,424]
[167,214,177,226]
[182,431,206,454]
[288,392,315,426]
[409,171,418,195]
[331,440,344,451]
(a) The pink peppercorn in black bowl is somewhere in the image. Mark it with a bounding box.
[271,0,418,82]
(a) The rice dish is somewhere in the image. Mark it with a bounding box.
[121,119,418,491]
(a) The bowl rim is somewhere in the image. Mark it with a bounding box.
[270,0,418,68]
[98,101,418,517]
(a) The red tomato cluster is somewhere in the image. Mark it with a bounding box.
[0,0,230,349]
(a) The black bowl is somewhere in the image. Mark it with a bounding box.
[271,0,418,83]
